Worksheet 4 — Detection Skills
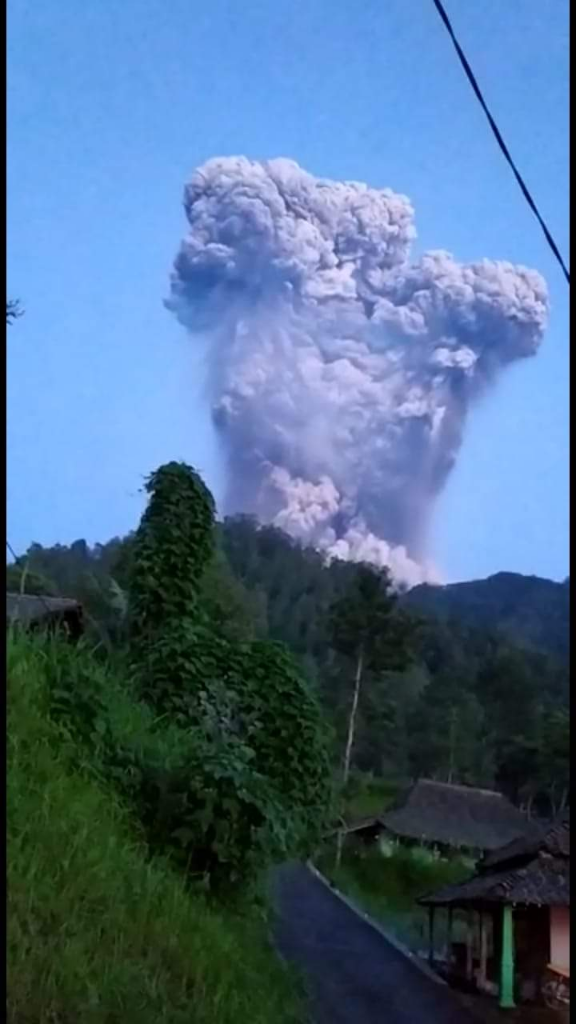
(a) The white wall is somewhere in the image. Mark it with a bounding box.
[550,906,570,972]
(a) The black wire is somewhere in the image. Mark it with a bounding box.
[6,540,20,563]
[431,0,569,286]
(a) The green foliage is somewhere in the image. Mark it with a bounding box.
[11,508,569,818]
[130,630,332,890]
[319,842,470,954]
[328,563,416,787]
[537,708,569,814]
[406,672,494,786]
[121,463,332,892]
[219,518,569,813]
[128,462,215,645]
[199,548,268,642]
[219,515,359,680]
[38,623,331,896]
[7,536,135,648]
[7,631,304,1024]
[403,571,569,663]
[329,563,411,670]
[6,561,57,595]
[341,773,400,819]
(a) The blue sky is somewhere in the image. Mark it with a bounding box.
[7,0,569,583]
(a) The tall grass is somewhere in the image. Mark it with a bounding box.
[7,631,303,1024]
[317,840,470,955]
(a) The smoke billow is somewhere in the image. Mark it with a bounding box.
[166,156,548,586]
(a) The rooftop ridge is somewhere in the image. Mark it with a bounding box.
[417,779,506,798]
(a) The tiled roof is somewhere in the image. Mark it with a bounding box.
[482,812,569,869]
[419,814,570,909]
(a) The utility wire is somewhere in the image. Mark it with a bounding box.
[431,0,570,286]
[7,540,21,564]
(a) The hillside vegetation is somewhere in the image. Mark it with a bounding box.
[7,632,303,1024]
[8,469,569,1017]
[219,519,570,816]
[7,463,337,1023]
[403,572,569,663]
[8,510,570,822]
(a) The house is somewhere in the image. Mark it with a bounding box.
[380,779,536,858]
[418,813,570,1008]
[6,593,84,639]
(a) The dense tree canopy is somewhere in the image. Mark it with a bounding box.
[8,509,569,819]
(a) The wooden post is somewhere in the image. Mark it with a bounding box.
[479,910,488,990]
[428,906,435,965]
[466,911,474,981]
[447,907,454,967]
[499,904,515,1009]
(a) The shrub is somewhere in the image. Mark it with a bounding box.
[7,631,304,1024]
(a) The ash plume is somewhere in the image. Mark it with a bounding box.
[166,156,548,586]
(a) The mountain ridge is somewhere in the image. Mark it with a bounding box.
[402,570,569,663]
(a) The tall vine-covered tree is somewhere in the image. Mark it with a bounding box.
[128,461,215,646]
[124,461,332,892]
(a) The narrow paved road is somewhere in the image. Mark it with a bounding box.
[272,863,476,1024]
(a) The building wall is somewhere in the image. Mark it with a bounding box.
[550,906,570,972]
[512,906,550,1001]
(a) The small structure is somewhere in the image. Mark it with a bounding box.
[419,813,570,1008]
[7,593,84,639]
[328,815,385,845]
[381,779,535,858]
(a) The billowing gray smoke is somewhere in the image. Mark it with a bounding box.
[166,156,548,585]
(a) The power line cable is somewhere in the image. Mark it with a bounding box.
[431,0,569,286]
[6,540,21,564]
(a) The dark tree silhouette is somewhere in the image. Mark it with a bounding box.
[7,300,24,324]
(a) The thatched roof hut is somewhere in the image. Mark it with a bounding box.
[381,779,534,854]
[7,593,84,639]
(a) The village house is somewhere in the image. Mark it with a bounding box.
[7,593,84,639]
[346,779,536,858]
[333,779,536,857]
[330,779,539,878]
[419,813,570,1009]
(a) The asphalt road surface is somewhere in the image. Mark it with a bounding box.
[272,863,476,1024]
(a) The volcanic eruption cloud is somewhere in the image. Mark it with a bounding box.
[166,156,548,586]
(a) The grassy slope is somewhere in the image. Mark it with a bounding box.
[7,633,303,1024]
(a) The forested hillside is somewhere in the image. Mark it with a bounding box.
[7,514,569,818]
[403,572,569,663]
